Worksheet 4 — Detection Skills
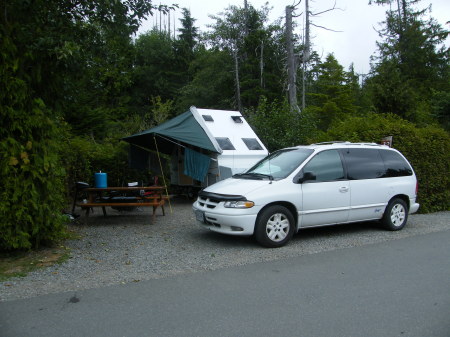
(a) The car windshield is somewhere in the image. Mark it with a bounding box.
[234,148,314,180]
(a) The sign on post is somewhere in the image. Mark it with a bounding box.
[381,136,393,147]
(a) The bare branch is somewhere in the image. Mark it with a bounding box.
[293,0,302,8]
[310,0,343,16]
[310,22,343,32]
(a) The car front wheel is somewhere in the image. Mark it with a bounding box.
[255,205,295,248]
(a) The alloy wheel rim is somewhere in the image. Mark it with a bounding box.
[390,204,406,227]
[266,213,289,242]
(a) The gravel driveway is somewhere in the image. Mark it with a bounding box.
[1,197,449,302]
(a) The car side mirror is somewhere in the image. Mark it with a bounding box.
[298,171,316,183]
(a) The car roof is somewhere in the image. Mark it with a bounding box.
[291,141,392,151]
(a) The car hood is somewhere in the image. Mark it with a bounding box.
[203,177,271,197]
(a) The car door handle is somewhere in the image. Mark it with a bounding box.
[339,186,349,193]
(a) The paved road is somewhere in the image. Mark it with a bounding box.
[1,230,449,337]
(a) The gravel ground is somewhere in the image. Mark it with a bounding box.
[1,197,449,302]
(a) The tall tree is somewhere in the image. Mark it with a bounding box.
[176,8,199,62]
[175,47,235,110]
[306,54,359,130]
[286,5,299,111]
[132,29,178,115]
[367,0,449,124]
[208,5,246,111]
[173,8,200,86]
[207,4,285,110]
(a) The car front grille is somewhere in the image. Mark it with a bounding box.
[197,196,220,209]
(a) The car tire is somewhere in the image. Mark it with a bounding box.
[382,198,408,231]
[255,205,295,248]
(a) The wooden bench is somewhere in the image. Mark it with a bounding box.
[75,186,169,224]
[78,199,166,223]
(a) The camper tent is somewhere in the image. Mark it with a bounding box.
[123,106,268,190]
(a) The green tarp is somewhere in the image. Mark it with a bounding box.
[122,110,220,154]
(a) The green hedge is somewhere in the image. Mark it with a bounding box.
[244,97,318,151]
[0,99,68,250]
[61,136,155,197]
[322,113,450,213]
[1,33,69,250]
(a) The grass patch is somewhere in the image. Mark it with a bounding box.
[0,247,70,281]
[0,228,81,282]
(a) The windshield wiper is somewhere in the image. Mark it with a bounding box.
[233,172,274,180]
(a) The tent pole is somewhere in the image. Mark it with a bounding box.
[153,136,172,213]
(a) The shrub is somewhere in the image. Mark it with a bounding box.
[244,97,318,152]
[0,98,68,250]
[321,113,449,213]
[62,136,152,196]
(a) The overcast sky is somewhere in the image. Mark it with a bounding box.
[139,0,449,75]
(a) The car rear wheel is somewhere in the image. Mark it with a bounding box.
[255,205,294,248]
[382,198,408,230]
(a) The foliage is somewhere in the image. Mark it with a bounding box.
[0,0,160,250]
[366,0,449,124]
[206,4,286,109]
[175,47,235,110]
[0,20,69,249]
[132,30,179,114]
[306,54,360,130]
[63,137,130,188]
[321,113,449,213]
[244,97,318,152]
[124,96,175,135]
[175,8,199,65]
[62,97,173,195]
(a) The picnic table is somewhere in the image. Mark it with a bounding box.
[76,186,168,223]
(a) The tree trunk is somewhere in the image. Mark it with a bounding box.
[260,40,264,88]
[302,0,311,110]
[233,49,242,112]
[286,6,299,112]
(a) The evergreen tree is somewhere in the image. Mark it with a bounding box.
[175,47,235,110]
[176,8,199,63]
[173,8,200,87]
[306,54,359,130]
[132,29,178,115]
[366,0,449,124]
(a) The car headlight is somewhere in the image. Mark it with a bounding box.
[223,200,255,208]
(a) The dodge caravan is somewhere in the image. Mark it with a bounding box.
[192,142,419,247]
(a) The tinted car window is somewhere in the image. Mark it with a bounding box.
[380,150,413,177]
[302,150,344,182]
[342,148,386,179]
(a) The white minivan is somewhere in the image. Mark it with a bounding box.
[192,142,420,247]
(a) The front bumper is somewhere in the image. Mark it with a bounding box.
[192,202,258,236]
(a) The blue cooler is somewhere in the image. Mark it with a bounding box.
[94,172,107,188]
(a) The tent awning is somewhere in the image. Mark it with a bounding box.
[122,110,221,154]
